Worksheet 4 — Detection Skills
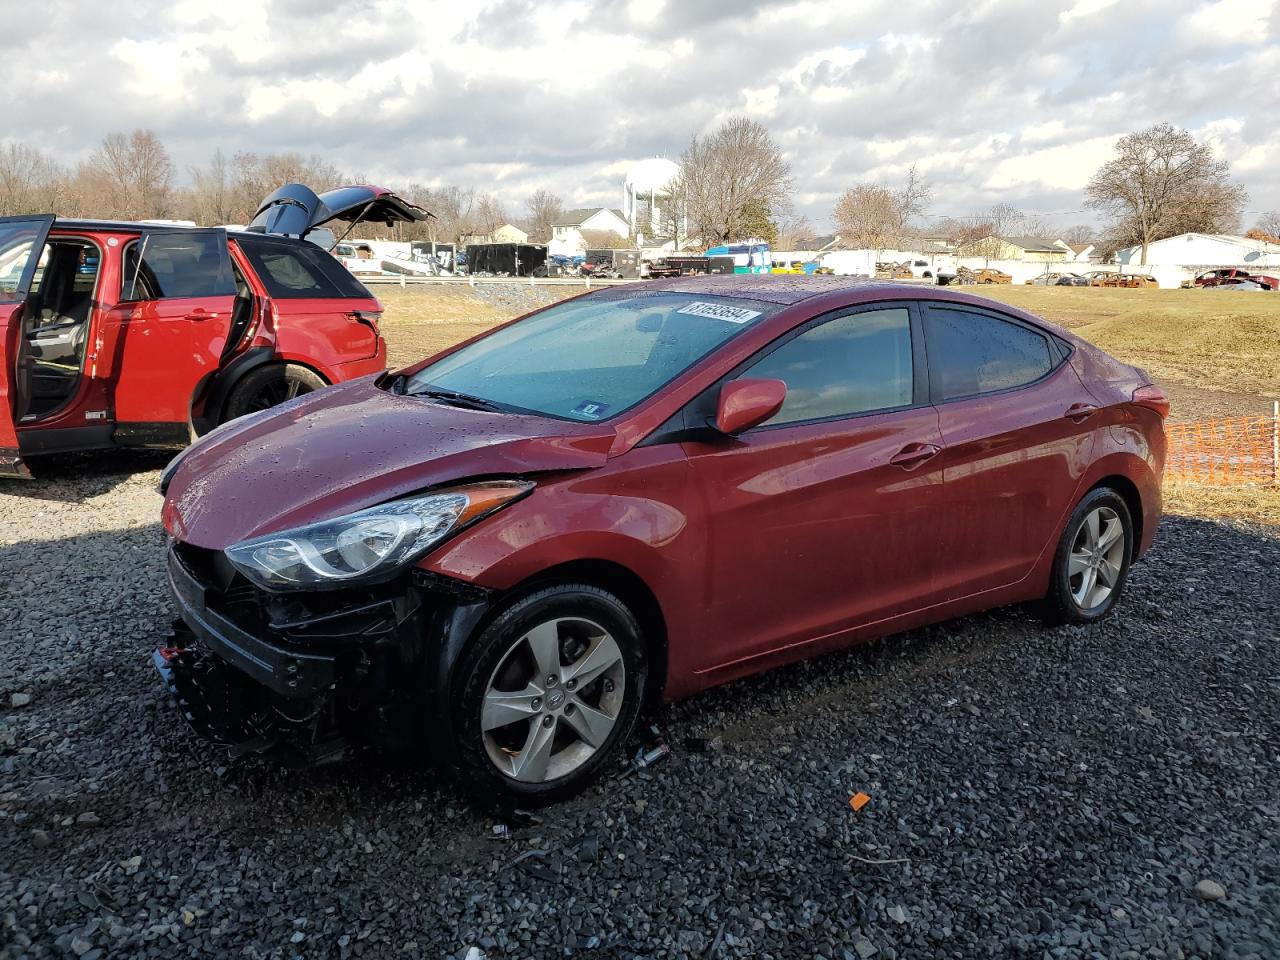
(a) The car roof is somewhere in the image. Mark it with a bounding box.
[52,218,286,242]
[638,274,905,305]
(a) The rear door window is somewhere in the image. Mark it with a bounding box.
[744,307,915,426]
[121,230,235,301]
[923,306,1054,400]
[236,237,373,299]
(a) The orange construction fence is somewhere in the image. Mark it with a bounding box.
[1165,406,1280,485]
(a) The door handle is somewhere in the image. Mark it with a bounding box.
[1063,402,1098,422]
[184,309,220,321]
[889,442,941,468]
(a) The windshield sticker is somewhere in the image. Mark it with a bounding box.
[572,400,611,419]
[675,301,762,324]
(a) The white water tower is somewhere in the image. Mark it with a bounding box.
[623,157,681,244]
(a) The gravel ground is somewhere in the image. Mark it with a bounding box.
[2,454,1279,959]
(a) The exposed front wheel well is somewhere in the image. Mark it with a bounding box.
[1089,474,1143,552]
[495,560,669,704]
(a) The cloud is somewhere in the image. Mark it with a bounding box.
[0,0,1275,230]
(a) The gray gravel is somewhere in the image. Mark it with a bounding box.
[2,452,1279,959]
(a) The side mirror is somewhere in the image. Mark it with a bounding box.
[714,378,786,435]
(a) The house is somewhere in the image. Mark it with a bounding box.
[961,236,1070,262]
[1114,232,1280,268]
[1064,242,1098,263]
[790,235,841,252]
[461,223,529,246]
[548,208,630,256]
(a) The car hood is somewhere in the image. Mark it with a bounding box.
[163,377,616,549]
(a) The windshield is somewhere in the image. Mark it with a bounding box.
[405,291,781,422]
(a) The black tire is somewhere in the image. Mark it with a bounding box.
[221,363,326,423]
[1042,487,1134,625]
[453,584,648,804]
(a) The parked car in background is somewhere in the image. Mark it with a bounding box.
[1100,274,1158,289]
[974,268,1012,284]
[0,183,427,477]
[156,276,1167,802]
[1194,268,1277,291]
[1203,279,1269,292]
[333,243,386,277]
[1056,275,1090,286]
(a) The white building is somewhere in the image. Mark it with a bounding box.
[462,223,529,246]
[549,208,629,256]
[1115,233,1280,268]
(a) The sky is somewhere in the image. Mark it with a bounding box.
[6,0,1279,233]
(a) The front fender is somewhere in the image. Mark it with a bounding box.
[416,450,703,695]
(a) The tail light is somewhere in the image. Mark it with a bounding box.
[1132,384,1170,418]
[348,311,381,335]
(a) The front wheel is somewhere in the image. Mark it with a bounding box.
[453,584,648,804]
[1042,487,1134,624]
[221,363,326,423]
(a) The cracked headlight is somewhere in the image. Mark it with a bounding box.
[224,481,532,591]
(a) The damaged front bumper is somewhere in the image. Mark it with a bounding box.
[156,540,492,765]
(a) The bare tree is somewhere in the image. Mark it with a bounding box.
[832,185,900,252]
[188,149,232,225]
[774,211,813,250]
[225,151,347,223]
[523,189,563,243]
[674,116,792,245]
[1255,210,1280,239]
[81,130,175,219]
[832,165,931,254]
[1085,123,1246,265]
[0,143,64,215]
[954,203,1024,263]
[1060,224,1097,244]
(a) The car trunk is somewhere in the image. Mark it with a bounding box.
[248,184,429,243]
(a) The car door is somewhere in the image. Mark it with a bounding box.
[0,215,55,475]
[682,302,945,671]
[107,228,237,434]
[922,303,1097,598]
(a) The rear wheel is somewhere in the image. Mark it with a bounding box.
[453,584,647,804]
[221,363,326,423]
[1042,487,1133,624]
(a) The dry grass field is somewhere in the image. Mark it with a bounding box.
[372,282,1280,525]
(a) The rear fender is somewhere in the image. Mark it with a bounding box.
[190,345,275,436]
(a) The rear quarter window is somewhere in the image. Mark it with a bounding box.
[236,237,374,300]
[924,306,1055,400]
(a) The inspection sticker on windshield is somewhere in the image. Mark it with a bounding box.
[675,301,761,324]
[572,400,611,419]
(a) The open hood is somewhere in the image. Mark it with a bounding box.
[162,377,616,549]
[248,183,429,240]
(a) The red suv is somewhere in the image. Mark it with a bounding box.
[0,183,425,477]
[158,277,1167,802]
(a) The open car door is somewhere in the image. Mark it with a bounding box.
[0,214,55,478]
[248,183,428,242]
[108,228,237,439]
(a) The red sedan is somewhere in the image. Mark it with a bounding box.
[157,276,1167,801]
[0,183,426,477]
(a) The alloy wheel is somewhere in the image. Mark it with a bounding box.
[247,378,313,413]
[481,617,626,783]
[1067,505,1125,610]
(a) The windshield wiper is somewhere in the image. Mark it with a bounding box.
[402,385,505,412]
